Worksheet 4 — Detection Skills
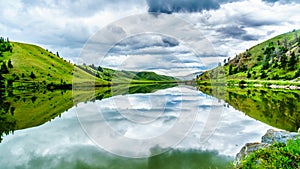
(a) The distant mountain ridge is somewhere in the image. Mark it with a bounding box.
[177,71,203,80]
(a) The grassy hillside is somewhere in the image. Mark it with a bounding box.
[0,40,177,89]
[0,42,109,88]
[197,29,300,83]
[75,65,177,85]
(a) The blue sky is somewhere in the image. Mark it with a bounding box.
[0,0,300,76]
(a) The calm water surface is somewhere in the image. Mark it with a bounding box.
[0,85,285,169]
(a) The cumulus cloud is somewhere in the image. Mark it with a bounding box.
[101,34,209,77]
[110,34,180,52]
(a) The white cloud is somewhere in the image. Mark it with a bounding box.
[0,0,147,61]
[98,34,208,76]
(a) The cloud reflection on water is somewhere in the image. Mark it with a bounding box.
[0,86,274,168]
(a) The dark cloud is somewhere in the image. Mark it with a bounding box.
[262,0,300,3]
[162,37,179,47]
[236,15,279,27]
[146,0,240,13]
[217,26,246,38]
[146,0,299,14]
[262,0,278,2]
[147,0,218,13]
[111,34,180,54]
[241,34,260,41]
[217,26,260,41]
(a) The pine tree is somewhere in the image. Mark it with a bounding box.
[7,59,13,68]
[228,65,233,75]
[247,71,251,78]
[295,31,299,43]
[0,63,9,74]
[288,52,297,70]
[30,72,36,79]
[280,54,287,68]
[97,66,103,72]
[0,73,5,89]
[261,71,267,79]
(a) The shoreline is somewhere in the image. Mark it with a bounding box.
[197,79,300,90]
[235,83,300,90]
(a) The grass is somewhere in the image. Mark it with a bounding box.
[76,65,177,85]
[235,139,300,169]
[197,29,300,82]
[1,42,109,87]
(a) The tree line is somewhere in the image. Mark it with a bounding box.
[0,37,12,57]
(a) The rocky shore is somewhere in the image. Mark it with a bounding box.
[235,129,300,166]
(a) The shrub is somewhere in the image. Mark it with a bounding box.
[261,71,267,79]
[0,62,9,74]
[239,80,247,85]
[294,70,300,79]
[30,72,36,79]
[236,139,300,169]
[272,74,279,80]
[247,71,251,78]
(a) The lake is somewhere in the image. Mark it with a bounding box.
[0,85,299,168]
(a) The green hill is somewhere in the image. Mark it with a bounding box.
[197,29,300,84]
[0,41,108,88]
[133,72,176,81]
[0,40,176,89]
[75,65,177,84]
